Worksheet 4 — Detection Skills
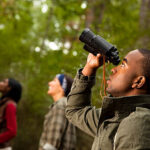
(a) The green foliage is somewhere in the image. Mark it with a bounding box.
[0,0,150,149]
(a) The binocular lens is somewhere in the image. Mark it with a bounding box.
[79,28,95,44]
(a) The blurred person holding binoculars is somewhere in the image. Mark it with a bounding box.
[66,29,150,150]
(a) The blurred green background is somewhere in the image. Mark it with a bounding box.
[0,0,150,149]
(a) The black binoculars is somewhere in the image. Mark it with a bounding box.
[79,28,120,65]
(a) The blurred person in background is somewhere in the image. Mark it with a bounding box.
[39,74,76,150]
[0,78,22,150]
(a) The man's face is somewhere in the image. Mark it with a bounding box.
[47,77,64,96]
[0,79,10,94]
[106,50,144,97]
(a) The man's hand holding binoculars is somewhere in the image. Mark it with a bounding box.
[82,53,103,76]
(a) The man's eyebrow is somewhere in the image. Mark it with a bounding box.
[123,58,128,63]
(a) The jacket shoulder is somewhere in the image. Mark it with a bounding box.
[119,106,150,132]
[114,107,150,149]
[128,106,150,122]
[54,98,67,110]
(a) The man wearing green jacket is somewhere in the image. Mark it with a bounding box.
[66,49,150,150]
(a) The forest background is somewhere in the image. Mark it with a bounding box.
[0,0,150,150]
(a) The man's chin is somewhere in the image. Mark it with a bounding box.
[106,87,112,95]
[106,89,119,97]
[106,86,110,92]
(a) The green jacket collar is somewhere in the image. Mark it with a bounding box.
[99,95,150,123]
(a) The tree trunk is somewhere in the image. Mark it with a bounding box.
[40,7,53,51]
[85,0,95,28]
[138,0,150,48]
[85,0,108,32]
[140,0,150,29]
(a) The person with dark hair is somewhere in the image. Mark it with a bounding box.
[0,78,22,150]
[39,74,76,150]
[66,49,150,150]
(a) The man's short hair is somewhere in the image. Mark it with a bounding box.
[138,49,150,90]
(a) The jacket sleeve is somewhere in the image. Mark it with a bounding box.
[114,107,150,150]
[66,69,101,137]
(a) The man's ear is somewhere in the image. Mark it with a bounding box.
[132,76,146,89]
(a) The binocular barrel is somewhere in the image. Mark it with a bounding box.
[79,28,120,65]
